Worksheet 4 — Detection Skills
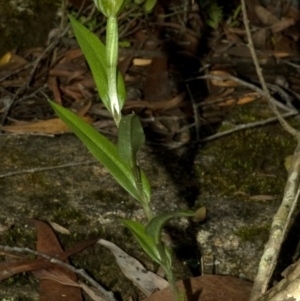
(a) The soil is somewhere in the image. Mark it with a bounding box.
[0,99,297,300]
[0,0,60,57]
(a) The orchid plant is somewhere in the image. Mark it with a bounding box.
[49,1,195,300]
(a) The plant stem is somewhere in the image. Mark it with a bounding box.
[106,9,183,301]
[165,266,185,301]
[143,203,153,221]
[156,243,185,301]
[106,16,121,126]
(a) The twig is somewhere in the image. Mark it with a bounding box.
[0,84,47,126]
[200,111,299,142]
[0,85,48,126]
[189,74,297,113]
[241,1,299,138]
[26,25,71,89]
[0,160,97,179]
[240,1,300,300]
[1,1,91,127]
[186,82,200,140]
[14,84,48,106]
[0,63,34,83]
[265,82,294,109]
[251,143,300,301]
[0,244,117,301]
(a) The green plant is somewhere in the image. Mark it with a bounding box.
[199,0,223,29]
[49,1,195,301]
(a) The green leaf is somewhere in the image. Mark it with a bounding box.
[69,15,125,114]
[49,101,142,202]
[69,16,108,105]
[118,114,150,205]
[232,4,241,20]
[93,0,126,17]
[118,114,145,168]
[117,71,126,108]
[120,219,163,264]
[144,0,157,12]
[145,210,195,243]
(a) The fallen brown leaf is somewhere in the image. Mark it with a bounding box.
[255,5,279,25]
[125,92,186,111]
[210,71,239,87]
[143,275,252,301]
[48,76,62,105]
[0,116,94,134]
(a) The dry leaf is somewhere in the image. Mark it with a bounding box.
[0,96,13,113]
[79,281,107,301]
[218,93,259,107]
[125,92,186,111]
[252,28,267,49]
[32,269,80,287]
[143,275,252,301]
[48,76,62,105]
[192,206,207,223]
[271,18,294,34]
[98,239,168,296]
[255,5,279,25]
[0,260,51,280]
[143,57,172,102]
[0,52,12,65]
[0,116,94,134]
[272,52,291,58]
[249,195,277,201]
[133,58,152,66]
[49,222,70,235]
[209,71,238,87]
[0,52,28,71]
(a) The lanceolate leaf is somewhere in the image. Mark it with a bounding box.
[69,16,108,104]
[120,219,163,265]
[69,15,125,114]
[117,71,126,108]
[118,114,145,168]
[118,114,150,204]
[145,210,195,244]
[50,101,142,202]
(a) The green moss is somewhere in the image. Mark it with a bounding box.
[0,227,36,249]
[0,297,33,301]
[91,189,137,212]
[197,113,296,198]
[0,227,37,294]
[234,224,271,243]
[52,205,89,226]
[91,189,129,204]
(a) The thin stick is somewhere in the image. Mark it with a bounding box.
[240,1,300,300]
[0,244,117,301]
[189,74,296,113]
[200,111,299,142]
[0,160,97,179]
[240,1,299,138]
[186,82,200,140]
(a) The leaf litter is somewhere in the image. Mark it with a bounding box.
[2,0,300,300]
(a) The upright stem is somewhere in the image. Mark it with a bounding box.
[164,268,184,301]
[157,243,185,301]
[105,9,183,301]
[143,204,153,221]
[106,17,121,126]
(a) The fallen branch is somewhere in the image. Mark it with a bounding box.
[0,244,117,301]
[240,1,300,300]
